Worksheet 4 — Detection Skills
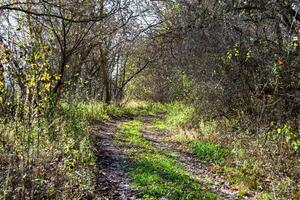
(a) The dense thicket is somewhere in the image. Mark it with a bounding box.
[136,0,300,126]
[2,1,298,124]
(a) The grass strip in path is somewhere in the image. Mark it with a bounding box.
[116,120,218,200]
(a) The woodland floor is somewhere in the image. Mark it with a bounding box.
[90,114,248,200]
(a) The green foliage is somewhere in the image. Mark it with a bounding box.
[63,100,169,122]
[150,102,195,131]
[121,101,299,198]
[173,3,182,12]
[115,120,146,146]
[172,70,193,100]
[0,105,97,199]
[193,142,228,165]
[62,100,130,121]
[60,112,97,198]
[164,102,195,127]
[150,118,168,131]
[274,124,300,151]
[124,101,168,116]
[116,121,216,200]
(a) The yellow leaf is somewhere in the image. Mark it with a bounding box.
[54,74,61,80]
[44,83,51,91]
[277,128,282,134]
[41,72,50,81]
[276,59,284,65]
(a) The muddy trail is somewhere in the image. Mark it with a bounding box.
[90,114,244,200]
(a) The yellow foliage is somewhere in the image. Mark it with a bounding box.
[34,53,45,60]
[28,79,36,87]
[54,74,61,80]
[41,72,50,81]
[276,59,285,65]
[44,83,51,91]
[31,63,38,68]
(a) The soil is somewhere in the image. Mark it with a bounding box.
[90,115,246,200]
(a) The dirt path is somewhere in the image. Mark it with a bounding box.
[138,115,242,200]
[90,115,243,200]
[90,118,138,200]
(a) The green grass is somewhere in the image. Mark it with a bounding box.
[124,101,168,116]
[164,102,195,127]
[62,100,194,125]
[97,100,299,199]
[62,100,172,122]
[62,100,128,121]
[149,102,195,131]
[149,118,168,131]
[193,142,228,165]
[116,121,217,200]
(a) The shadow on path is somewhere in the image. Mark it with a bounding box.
[89,115,244,200]
[90,118,138,200]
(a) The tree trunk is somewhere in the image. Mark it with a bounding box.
[100,47,111,103]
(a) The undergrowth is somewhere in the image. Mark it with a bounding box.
[75,99,300,198]
[0,104,97,199]
[143,101,300,199]
[149,102,194,131]
[63,100,169,121]
[2,99,298,199]
[193,142,228,165]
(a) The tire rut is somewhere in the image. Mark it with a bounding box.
[137,115,245,200]
[90,118,139,200]
[90,115,249,200]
